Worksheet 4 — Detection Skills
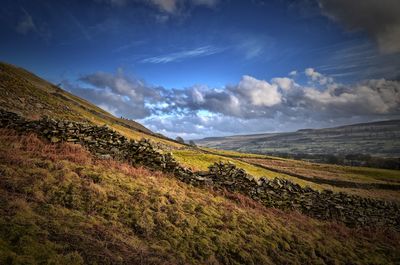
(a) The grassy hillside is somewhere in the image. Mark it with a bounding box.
[1,129,399,265]
[0,62,157,135]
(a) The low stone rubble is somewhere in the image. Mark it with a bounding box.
[1,109,399,229]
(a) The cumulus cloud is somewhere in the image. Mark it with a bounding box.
[65,70,163,119]
[79,69,162,100]
[236,75,281,107]
[318,0,400,54]
[154,71,400,137]
[303,79,400,116]
[305,68,333,85]
[72,85,152,118]
[271,77,297,91]
[163,85,244,117]
[65,67,400,138]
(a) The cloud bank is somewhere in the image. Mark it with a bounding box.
[318,0,400,54]
[64,69,164,119]
[66,68,400,139]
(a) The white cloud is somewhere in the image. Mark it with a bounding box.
[305,68,333,85]
[66,70,163,119]
[305,79,400,115]
[237,75,282,107]
[272,77,297,91]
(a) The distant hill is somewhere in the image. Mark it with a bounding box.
[196,120,400,158]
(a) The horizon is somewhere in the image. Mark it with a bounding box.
[197,118,400,140]
[1,0,400,139]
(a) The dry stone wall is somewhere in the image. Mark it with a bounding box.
[1,109,399,229]
[201,162,399,228]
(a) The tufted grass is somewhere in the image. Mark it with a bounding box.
[1,129,399,264]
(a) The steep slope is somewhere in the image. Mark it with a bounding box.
[196,120,400,157]
[0,61,154,135]
[1,129,399,265]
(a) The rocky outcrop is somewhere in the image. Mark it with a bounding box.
[1,109,399,229]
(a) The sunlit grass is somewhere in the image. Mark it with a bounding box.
[345,166,400,183]
[199,147,269,158]
[173,149,280,177]
[172,149,326,190]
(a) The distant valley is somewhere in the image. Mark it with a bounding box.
[196,120,400,159]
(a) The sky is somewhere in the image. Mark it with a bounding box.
[1,0,400,139]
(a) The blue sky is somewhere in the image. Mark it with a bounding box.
[1,0,400,139]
